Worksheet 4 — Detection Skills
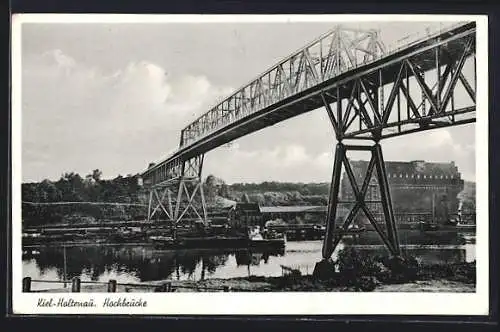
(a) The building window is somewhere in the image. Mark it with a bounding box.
[417,174,420,179]
[440,175,443,179]
[399,174,402,178]
[451,175,454,179]
[423,175,426,179]
[411,174,414,178]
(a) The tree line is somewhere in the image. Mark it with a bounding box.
[228,181,330,196]
[22,172,330,227]
[22,170,147,227]
[23,170,143,204]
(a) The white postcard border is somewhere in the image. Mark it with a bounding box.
[11,14,490,316]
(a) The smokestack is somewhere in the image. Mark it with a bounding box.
[456,188,466,223]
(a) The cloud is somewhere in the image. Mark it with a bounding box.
[21,48,476,184]
[203,123,476,184]
[21,50,233,181]
[204,144,333,183]
[381,127,476,180]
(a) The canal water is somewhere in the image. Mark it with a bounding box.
[22,240,476,291]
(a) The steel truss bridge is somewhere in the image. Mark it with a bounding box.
[140,21,476,261]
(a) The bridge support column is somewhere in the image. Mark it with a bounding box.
[314,142,401,279]
[147,186,175,223]
[145,155,208,235]
[172,176,208,226]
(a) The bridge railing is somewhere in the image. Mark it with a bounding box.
[178,21,472,150]
[383,21,469,59]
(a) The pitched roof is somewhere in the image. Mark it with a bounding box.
[259,205,327,213]
[349,160,460,176]
[236,202,261,212]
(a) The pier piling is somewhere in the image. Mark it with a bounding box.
[71,277,81,292]
[108,279,117,292]
[22,277,31,292]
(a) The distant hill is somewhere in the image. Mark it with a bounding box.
[202,175,331,207]
[22,170,475,227]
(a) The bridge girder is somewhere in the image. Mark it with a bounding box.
[141,22,475,182]
[142,22,475,188]
[323,32,476,141]
[179,25,387,148]
[140,22,476,253]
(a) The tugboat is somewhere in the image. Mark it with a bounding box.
[248,226,286,250]
[149,235,176,248]
[110,227,145,243]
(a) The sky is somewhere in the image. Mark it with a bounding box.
[19,18,476,184]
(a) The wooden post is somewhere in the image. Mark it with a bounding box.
[154,282,171,292]
[71,277,81,292]
[108,279,117,293]
[22,277,31,292]
[63,245,67,288]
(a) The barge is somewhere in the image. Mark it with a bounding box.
[22,223,286,250]
[149,235,285,250]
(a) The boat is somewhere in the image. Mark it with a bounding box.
[342,193,475,246]
[341,221,468,246]
[110,228,146,242]
[149,235,176,246]
[149,234,285,250]
[248,227,286,250]
[264,224,325,241]
[456,222,476,234]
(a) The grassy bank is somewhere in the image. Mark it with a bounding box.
[172,261,475,292]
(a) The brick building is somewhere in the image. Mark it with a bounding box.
[340,160,464,225]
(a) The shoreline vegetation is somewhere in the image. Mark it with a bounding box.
[21,172,336,227]
[22,172,477,227]
[217,249,476,293]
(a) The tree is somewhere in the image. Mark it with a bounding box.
[219,183,230,198]
[38,179,62,202]
[56,172,86,201]
[92,169,102,182]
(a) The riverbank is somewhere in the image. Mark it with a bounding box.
[34,276,475,293]
[172,260,476,292]
[169,277,475,292]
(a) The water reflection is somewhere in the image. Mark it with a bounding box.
[22,245,284,283]
[22,241,475,290]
